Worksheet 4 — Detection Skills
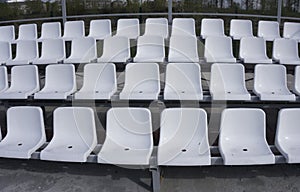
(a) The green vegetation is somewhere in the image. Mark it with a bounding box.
[0,0,299,22]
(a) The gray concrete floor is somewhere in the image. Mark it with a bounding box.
[1,158,300,192]
[0,159,151,192]
[160,165,300,192]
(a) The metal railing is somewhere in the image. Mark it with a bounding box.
[0,0,299,27]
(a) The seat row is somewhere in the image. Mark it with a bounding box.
[0,106,299,165]
[1,35,300,65]
[1,18,300,42]
[172,18,300,42]
[206,36,300,64]
[202,19,300,42]
[0,18,153,42]
[0,63,298,101]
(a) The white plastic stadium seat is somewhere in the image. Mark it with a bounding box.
[64,37,97,63]
[254,64,295,101]
[0,25,15,43]
[116,18,140,39]
[276,108,300,163]
[119,63,160,100]
[0,41,12,64]
[133,35,165,62]
[239,37,272,64]
[0,65,39,99]
[62,20,85,41]
[6,40,38,65]
[210,63,251,101]
[201,18,225,39]
[219,108,275,165]
[293,66,300,96]
[33,39,65,64]
[158,108,210,166]
[0,66,8,93]
[144,18,168,39]
[204,36,236,63]
[171,18,196,36]
[41,107,97,162]
[38,22,61,41]
[88,19,111,40]
[168,35,199,62]
[16,23,37,41]
[97,36,130,63]
[75,63,117,100]
[283,22,300,41]
[230,19,253,40]
[258,20,281,41]
[0,107,45,159]
[164,63,203,100]
[34,64,76,100]
[272,38,300,65]
[98,108,153,165]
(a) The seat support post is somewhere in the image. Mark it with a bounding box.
[150,166,160,192]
